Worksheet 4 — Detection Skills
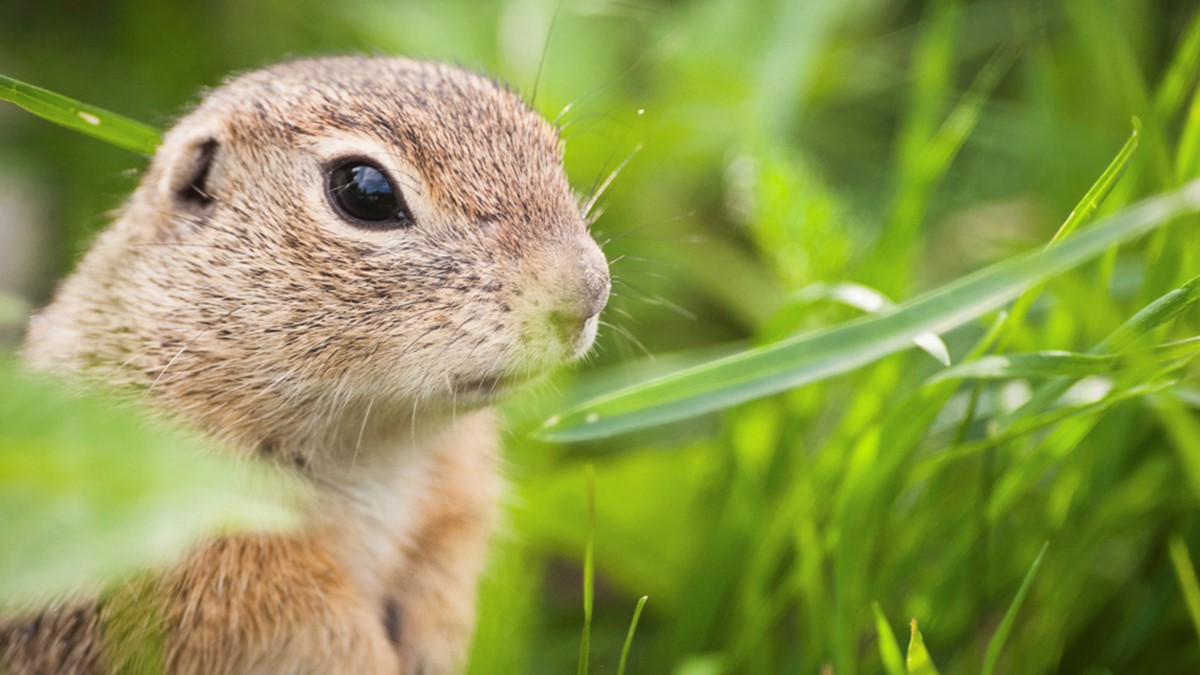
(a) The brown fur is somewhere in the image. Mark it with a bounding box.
[2,56,608,674]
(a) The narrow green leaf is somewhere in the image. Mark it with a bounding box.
[1003,276,1200,427]
[1169,535,1200,649]
[1001,119,1141,344]
[931,337,1200,385]
[873,602,905,675]
[0,74,161,156]
[1153,390,1200,498]
[537,180,1200,441]
[0,357,298,611]
[1178,78,1200,181]
[923,381,1174,470]
[1097,276,1200,352]
[879,45,1014,285]
[982,541,1049,675]
[617,595,649,675]
[577,464,596,675]
[1154,11,1200,120]
[784,282,950,365]
[906,618,940,675]
[1052,119,1141,245]
[930,352,1114,383]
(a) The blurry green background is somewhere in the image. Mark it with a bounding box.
[3,0,1200,673]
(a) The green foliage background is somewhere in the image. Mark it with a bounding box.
[3,0,1200,673]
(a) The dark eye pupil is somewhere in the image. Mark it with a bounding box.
[328,161,413,227]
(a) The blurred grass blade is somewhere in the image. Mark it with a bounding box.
[932,337,1200,384]
[1168,535,1200,648]
[1050,119,1141,245]
[906,618,940,675]
[1153,390,1200,499]
[982,542,1049,675]
[787,283,950,365]
[930,352,1113,382]
[1177,73,1200,181]
[872,602,905,675]
[0,74,161,155]
[0,357,297,610]
[1003,276,1200,427]
[538,180,1200,441]
[1097,276,1200,352]
[577,465,596,675]
[1154,11,1200,120]
[884,9,1004,255]
[924,381,1174,469]
[617,595,649,675]
[1002,119,1140,342]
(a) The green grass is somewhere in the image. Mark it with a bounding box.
[2,0,1200,674]
[0,74,161,155]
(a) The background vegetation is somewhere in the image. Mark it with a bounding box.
[3,0,1200,673]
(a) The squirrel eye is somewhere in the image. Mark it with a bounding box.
[327,161,413,228]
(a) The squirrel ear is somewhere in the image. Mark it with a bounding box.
[160,134,219,210]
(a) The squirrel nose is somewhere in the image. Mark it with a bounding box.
[545,237,610,340]
[579,243,611,319]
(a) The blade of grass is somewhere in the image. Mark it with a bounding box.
[877,45,1014,292]
[1002,276,1200,428]
[1168,535,1200,649]
[982,541,1049,675]
[1097,276,1200,352]
[577,464,596,675]
[872,603,905,675]
[999,119,1141,346]
[920,381,1175,470]
[1152,389,1200,498]
[929,352,1114,382]
[775,282,950,365]
[1052,119,1142,244]
[617,595,649,675]
[1177,70,1200,181]
[1154,11,1200,120]
[931,337,1200,384]
[0,74,161,155]
[906,618,940,675]
[537,180,1200,441]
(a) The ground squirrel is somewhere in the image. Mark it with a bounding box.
[1,56,610,674]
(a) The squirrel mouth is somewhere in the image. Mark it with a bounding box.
[453,369,542,398]
[456,375,505,396]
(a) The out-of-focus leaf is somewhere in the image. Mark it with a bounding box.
[1003,277,1200,428]
[930,352,1109,382]
[577,465,596,675]
[931,338,1200,384]
[906,618,940,675]
[1000,119,1140,345]
[982,542,1049,675]
[873,602,906,675]
[1168,536,1200,650]
[0,357,298,611]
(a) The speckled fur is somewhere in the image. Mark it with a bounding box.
[2,56,609,675]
